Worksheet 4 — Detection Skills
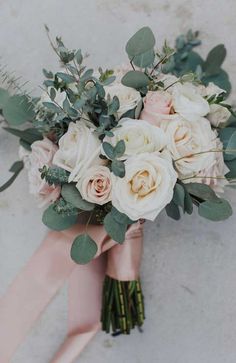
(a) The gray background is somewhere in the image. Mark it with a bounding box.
[1,1,236,362]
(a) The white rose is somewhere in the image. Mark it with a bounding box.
[111,152,177,221]
[172,83,210,122]
[53,121,102,182]
[187,137,229,193]
[165,116,216,179]
[104,84,142,118]
[76,165,112,205]
[207,104,231,127]
[103,118,167,159]
[26,138,61,207]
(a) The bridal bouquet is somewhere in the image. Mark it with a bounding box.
[0,27,236,360]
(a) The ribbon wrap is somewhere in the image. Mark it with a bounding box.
[0,222,143,363]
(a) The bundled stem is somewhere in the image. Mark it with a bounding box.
[101,276,145,335]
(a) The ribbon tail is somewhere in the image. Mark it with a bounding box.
[51,254,107,363]
[0,231,76,363]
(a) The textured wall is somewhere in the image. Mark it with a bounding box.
[0,1,236,362]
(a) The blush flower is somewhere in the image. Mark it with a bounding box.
[76,166,112,205]
[25,138,60,207]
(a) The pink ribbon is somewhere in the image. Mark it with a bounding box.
[0,222,143,362]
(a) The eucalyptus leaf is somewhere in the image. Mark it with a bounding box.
[111,160,125,178]
[42,204,78,230]
[0,88,10,109]
[219,127,236,161]
[43,102,62,113]
[202,69,231,94]
[165,201,181,220]
[126,27,155,57]
[3,95,35,125]
[132,49,155,68]
[61,184,94,211]
[226,131,236,160]
[225,159,236,178]
[198,198,232,221]
[184,183,218,201]
[111,207,135,225]
[57,72,75,83]
[102,142,115,159]
[114,140,125,158]
[203,44,226,76]
[4,127,43,145]
[0,161,24,192]
[121,71,149,90]
[71,234,98,264]
[173,184,185,209]
[104,212,127,243]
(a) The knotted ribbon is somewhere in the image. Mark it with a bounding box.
[0,222,143,362]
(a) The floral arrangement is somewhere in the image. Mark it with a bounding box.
[0,27,236,360]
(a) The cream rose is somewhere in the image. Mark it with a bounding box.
[105,84,142,119]
[188,137,229,193]
[53,121,102,182]
[172,83,210,122]
[103,118,167,159]
[207,104,231,127]
[76,165,112,205]
[111,152,177,221]
[140,90,173,126]
[165,116,216,179]
[25,138,60,207]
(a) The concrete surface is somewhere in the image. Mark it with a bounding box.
[0,1,236,362]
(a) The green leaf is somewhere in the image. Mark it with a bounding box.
[61,184,94,211]
[226,131,236,160]
[126,27,155,57]
[219,127,236,161]
[71,234,98,264]
[198,198,232,221]
[0,161,24,192]
[108,96,120,116]
[121,71,149,90]
[75,49,83,64]
[111,160,125,178]
[225,159,236,178]
[0,88,10,109]
[3,95,35,125]
[203,44,226,76]
[104,212,127,243]
[165,201,181,220]
[56,72,75,83]
[132,49,155,68]
[40,166,69,185]
[42,102,61,113]
[173,183,185,209]
[4,127,43,145]
[202,69,231,94]
[184,183,218,201]
[183,187,193,215]
[102,142,115,159]
[114,140,126,158]
[111,207,135,225]
[42,204,78,230]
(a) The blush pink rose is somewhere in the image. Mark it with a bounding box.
[140,91,173,126]
[26,138,61,207]
[76,166,112,205]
